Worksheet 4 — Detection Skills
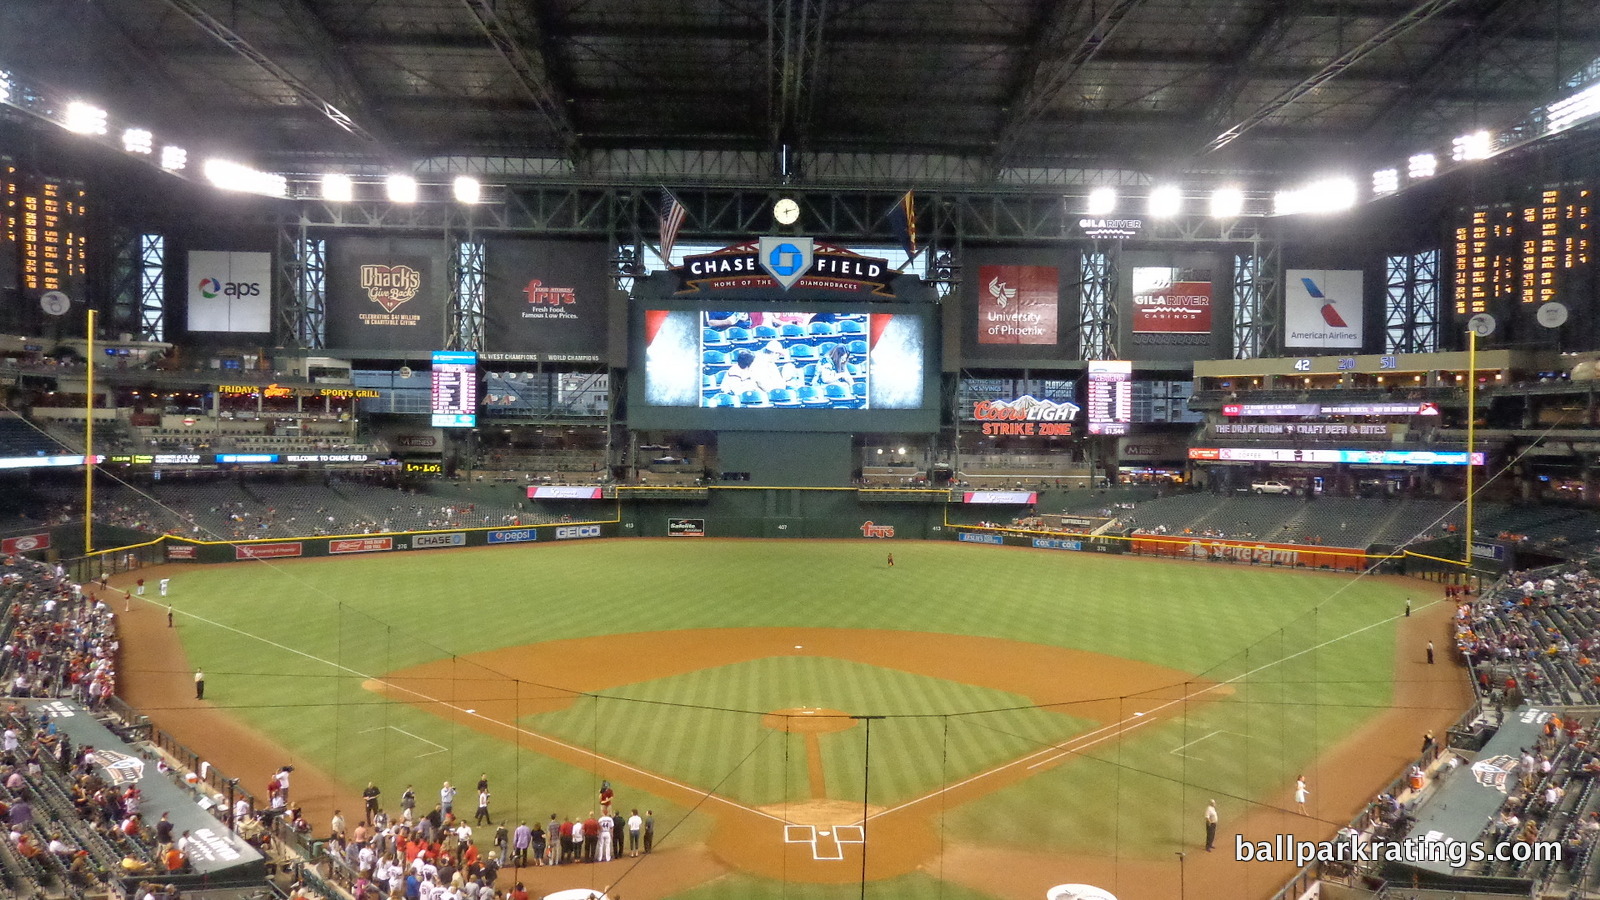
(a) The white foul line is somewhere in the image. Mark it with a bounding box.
[1169,730,1224,755]
[359,725,447,757]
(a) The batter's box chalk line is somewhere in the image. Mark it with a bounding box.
[358,725,448,758]
[783,823,865,861]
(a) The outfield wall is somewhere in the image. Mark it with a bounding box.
[615,487,949,539]
[50,487,1492,583]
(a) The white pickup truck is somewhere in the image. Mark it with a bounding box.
[1250,480,1294,495]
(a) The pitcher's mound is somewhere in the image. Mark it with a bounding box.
[761,707,856,733]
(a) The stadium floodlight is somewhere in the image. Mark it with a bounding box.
[0,71,10,106]
[1407,153,1437,179]
[1208,186,1244,219]
[160,146,187,172]
[386,174,419,203]
[453,176,481,204]
[1547,81,1600,134]
[203,158,287,198]
[1086,186,1117,216]
[1273,177,1357,216]
[1451,130,1493,161]
[321,173,354,203]
[63,101,108,135]
[122,128,153,155]
[1147,185,1182,218]
[1372,168,1399,196]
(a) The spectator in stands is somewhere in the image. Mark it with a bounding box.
[815,345,855,388]
[719,351,760,398]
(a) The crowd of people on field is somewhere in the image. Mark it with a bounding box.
[308,776,656,900]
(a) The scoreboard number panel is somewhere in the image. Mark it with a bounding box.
[1453,187,1592,320]
[430,351,478,427]
[3,166,88,300]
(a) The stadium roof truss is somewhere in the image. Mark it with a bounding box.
[3,0,1600,188]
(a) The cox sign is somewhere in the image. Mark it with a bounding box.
[554,525,602,540]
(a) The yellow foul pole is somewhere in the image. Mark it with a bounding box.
[84,309,94,554]
[1464,328,1476,565]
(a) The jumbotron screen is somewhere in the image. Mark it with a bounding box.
[630,303,938,432]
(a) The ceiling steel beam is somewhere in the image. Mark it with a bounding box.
[458,0,579,158]
[1359,0,1540,143]
[1196,5,1313,144]
[269,0,399,148]
[769,0,831,155]
[1203,0,1472,154]
[156,0,388,148]
[993,0,1148,165]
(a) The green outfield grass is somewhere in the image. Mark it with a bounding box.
[161,539,1408,897]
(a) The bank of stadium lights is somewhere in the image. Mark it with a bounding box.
[1147,185,1182,218]
[63,101,107,136]
[1273,176,1357,216]
[160,146,187,172]
[1086,187,1117,216]
[0,71,10,105]
[321,173,354,203]
[121,128,153,155]
[1547,80,1600,134]
[1452,130,1494,162]
[202,159,287,199]
[1208,186,1244,219]
[1408,153,1438,180]
[386,174,419,204]
[1372,168,1399,197]
[453,176,481,204]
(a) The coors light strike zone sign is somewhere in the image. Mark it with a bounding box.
[360,264,423,327]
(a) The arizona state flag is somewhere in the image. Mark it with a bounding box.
[887,190,918,260]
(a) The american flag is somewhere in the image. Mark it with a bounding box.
[659,189,687,263]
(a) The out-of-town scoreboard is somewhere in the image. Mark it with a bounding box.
[1453,187,1592,317]
[2,164,88,297]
